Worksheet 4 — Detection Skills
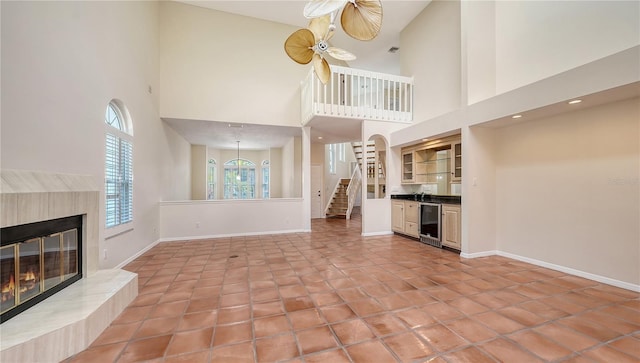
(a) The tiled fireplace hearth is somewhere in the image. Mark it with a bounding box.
[0,170,137,363]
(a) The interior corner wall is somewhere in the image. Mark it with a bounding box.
[461,125,497,255]
[158,1,309,126]
[495,1,640,95]
[494,97,640,286]
[400,0,461,122]
[1,1,191,268]
[269,147,283,198]
[161,122,191,202]
[190,145,207,200]
[281,137,302,198]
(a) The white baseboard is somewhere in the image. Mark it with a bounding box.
[496,251,640,292]
[157,229,309,244]
[116,229,310,269]
[361,231,394,237]
[114,239,162,269]
[458,249,639,292]
[460,250,497,259]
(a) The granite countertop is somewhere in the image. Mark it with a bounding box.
[391,194,461,204]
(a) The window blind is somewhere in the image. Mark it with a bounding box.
[105,133,133,228]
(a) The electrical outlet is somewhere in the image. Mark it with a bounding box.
[195,222,200,228]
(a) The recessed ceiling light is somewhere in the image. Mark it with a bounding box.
[317,136,323,140]
[568,99,582,104]
[421,138,429,142]
[512,114,522,119]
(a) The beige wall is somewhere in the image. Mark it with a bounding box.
[269,148,283,199]
[190,145,207,200]
[159,1,309,126]
[494,1,640,95]
[282,137,302,198]
[493,98,639,285]
[462,125,497,255]
[1,1,191,268]
[400,0,462,122]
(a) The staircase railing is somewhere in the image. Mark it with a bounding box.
[324,179,342,216]
[346,165,362,220]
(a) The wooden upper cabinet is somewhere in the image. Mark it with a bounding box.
[400,135,461,186]
[401,151,414,184]
[451,142,462,182]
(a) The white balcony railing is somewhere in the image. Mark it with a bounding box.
[301,65,413,124]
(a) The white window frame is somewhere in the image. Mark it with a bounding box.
[262,160,270,199]
[339,143,346,162]
[329,144,336,175]
[207,159,217,200]
[104,100,133,233]
[224,158,256,199]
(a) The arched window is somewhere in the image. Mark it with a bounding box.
[207,159,217,200]
[224,159,256,199]
[104,100,133,228]
[262,160,270,199]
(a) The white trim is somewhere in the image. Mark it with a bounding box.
[105,227,134,240]
[460,250,497,259]
[361,231,394,237]
[159,198,302,206]
[157,229,310,244]
[114,238,161,269]
[459,249,639,292]
[497,251,640,293]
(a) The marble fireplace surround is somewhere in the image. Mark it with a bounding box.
[0,169,137,363]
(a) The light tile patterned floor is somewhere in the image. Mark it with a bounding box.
[66,213,640,362]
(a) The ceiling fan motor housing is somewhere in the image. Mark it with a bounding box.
[316,40,329,53]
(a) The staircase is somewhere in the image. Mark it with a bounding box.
[352,141,385,180]
[352,141,386,200]
[326,179,350,217]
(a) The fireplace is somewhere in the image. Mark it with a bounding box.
[1,215,83,323]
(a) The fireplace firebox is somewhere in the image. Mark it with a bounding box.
[1,215,83,323]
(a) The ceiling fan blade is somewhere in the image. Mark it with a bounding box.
[327,47,356,61]
[304,0,347,19]
[308,14,331,42]
[341,0,382,41]
[284,29,316,64]
[313,54,331,84]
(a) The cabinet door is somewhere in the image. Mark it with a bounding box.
[391,201,405,232]
[451,142,462,182]
[401,151,414,183]
[442,204,461,249]
[404,222,419,238]
[405,202,419,223]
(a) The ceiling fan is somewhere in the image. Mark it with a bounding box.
[284,0,383,84]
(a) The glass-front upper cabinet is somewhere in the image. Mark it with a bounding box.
[452,142,461,181]
[401,150,414,183]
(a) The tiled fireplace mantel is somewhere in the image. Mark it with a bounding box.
[0,169,137,363]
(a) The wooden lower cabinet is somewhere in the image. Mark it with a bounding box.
[391,200,420,238]
[403,201,419,238]
[391,201,404,232]
[442,204,461,250]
